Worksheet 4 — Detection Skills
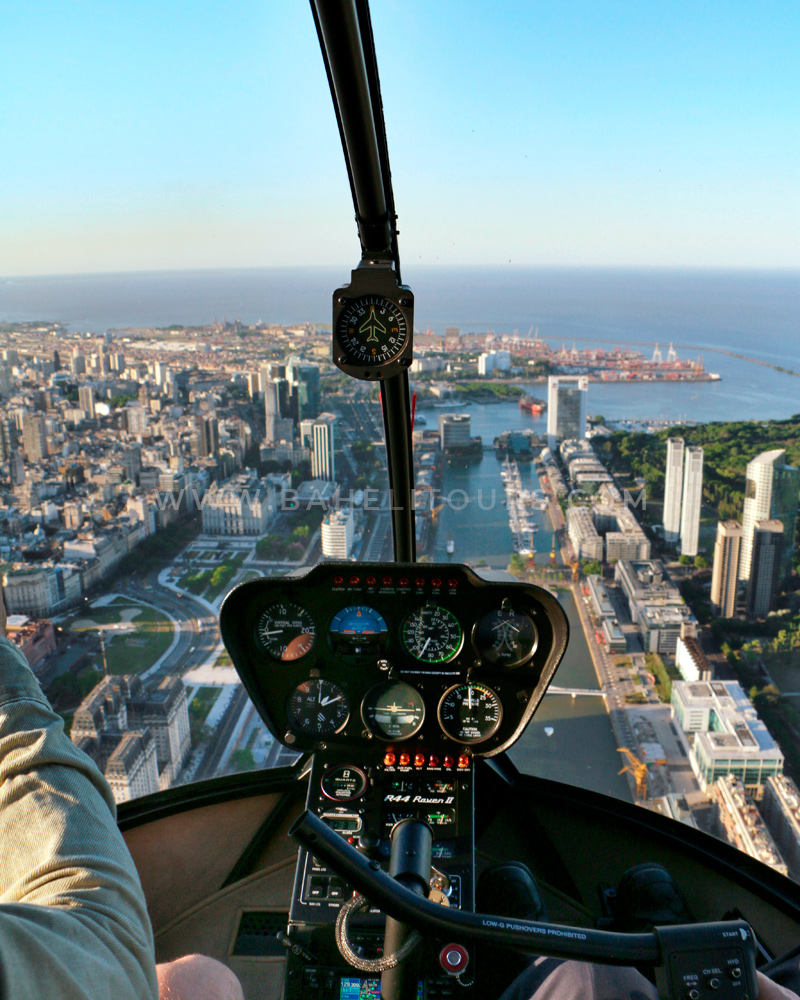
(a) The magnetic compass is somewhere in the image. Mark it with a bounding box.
[331,264,414,380]
[336,296,409,366]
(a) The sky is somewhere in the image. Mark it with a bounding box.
[2,0,798,276]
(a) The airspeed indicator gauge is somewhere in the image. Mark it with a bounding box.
[255,602,315,662]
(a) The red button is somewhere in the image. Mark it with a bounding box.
[399,752,411,766]
[366,576,376,586]
[349,576,359,586]
[414,753,426,767]
[429,755,440,767]
[439,944,469,974]
[384,752,396,766]
[443,756,454,769]
[458,755,470,769]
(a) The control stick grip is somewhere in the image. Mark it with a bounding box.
[382,819,433,1000]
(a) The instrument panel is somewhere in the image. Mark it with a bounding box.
[219,562,569,757]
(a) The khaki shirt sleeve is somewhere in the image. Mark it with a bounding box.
[0,637,158,1000]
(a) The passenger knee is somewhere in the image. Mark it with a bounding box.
[156,954,244,1000]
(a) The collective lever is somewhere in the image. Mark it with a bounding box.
[382,818,433,1000]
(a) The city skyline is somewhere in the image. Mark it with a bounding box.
[3,2,799,276]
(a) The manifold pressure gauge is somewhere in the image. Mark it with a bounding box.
[332,263,414,380]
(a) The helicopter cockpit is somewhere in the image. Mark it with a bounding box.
[105,4,800,1000]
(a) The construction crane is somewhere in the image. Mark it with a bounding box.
[431,503,445,526]
[618,747,648,801]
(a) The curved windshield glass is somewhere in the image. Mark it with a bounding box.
[1,2,798,887]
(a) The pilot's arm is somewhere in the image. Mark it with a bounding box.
[0,633,158,1000]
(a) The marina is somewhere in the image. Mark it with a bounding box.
[500,457,546,556]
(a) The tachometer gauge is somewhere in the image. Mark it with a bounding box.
[401,605,463,663]
[438,683,502,744]
[472,608,538,668]
[287,679,349,737]
[329,605,389,656]
[336,295,409,366]
[362,681,426,741]
[255,602,315,661]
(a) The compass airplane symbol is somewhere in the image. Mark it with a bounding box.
[359,306,386,343]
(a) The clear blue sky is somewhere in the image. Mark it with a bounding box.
[2,1,798,275]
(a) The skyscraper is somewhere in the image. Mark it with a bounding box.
[78,385,95,420]
[311,414,336,482]
[747,520,784,618]
[679,446,703,557]
[711,520,742,618]
[546,375,588,451]
[22,413,48,463]
[264,379,291,444]
[740,449,800,584]
[663,437,685,545]
[287,357,321,421]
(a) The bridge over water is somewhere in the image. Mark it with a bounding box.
[546,686,607,699]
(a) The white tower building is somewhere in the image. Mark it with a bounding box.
[546,376,588,451]
[679,446,704,557]
[663,437,684,546]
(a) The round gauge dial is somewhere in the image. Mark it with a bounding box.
[287,678,349,737]
[473,608,538,668]
[321,765,367,802]
[362,681,426,741]
[255,602,316,661]
[401,605,463,663]
[329,605,388,656]
[337,295,409,366]
[438,683,503,745]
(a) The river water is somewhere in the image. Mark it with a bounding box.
[432,372,800,803]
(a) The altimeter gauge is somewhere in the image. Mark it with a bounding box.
[287,678,349,737]
[472,608,538,668]
[438,683,502,744]
[255,602,316,661]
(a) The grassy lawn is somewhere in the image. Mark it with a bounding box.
[761,652,800,694]
[215,651,233,668]
[66,601,173,675]
[190,686,221,714]
[240,570,262,583]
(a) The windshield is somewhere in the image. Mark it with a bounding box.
[1,1,799,884]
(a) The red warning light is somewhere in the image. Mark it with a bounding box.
[399,752,411,766]
[458,755,470,769]
[383,752,396,767]
[431,578,441,587]
[382,576,393,586]
[414,753,426,767]
[443,756,454,769]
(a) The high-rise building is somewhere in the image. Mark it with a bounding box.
[439,413,471,451]
[287,357,321,421]
[546,375,588,451]
[126,406,148,436]
[9,450,25,485]
[321,507,355,559]
[747,520,784,618]
[710,520,742,618]
[663,437,684,545]
[679,446,703,557]
[22,413,48,463]
[78,385,96,420]
[311,413,336,482]
[740,449,800,584]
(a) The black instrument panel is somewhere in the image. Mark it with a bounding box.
[219,562,569,757]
